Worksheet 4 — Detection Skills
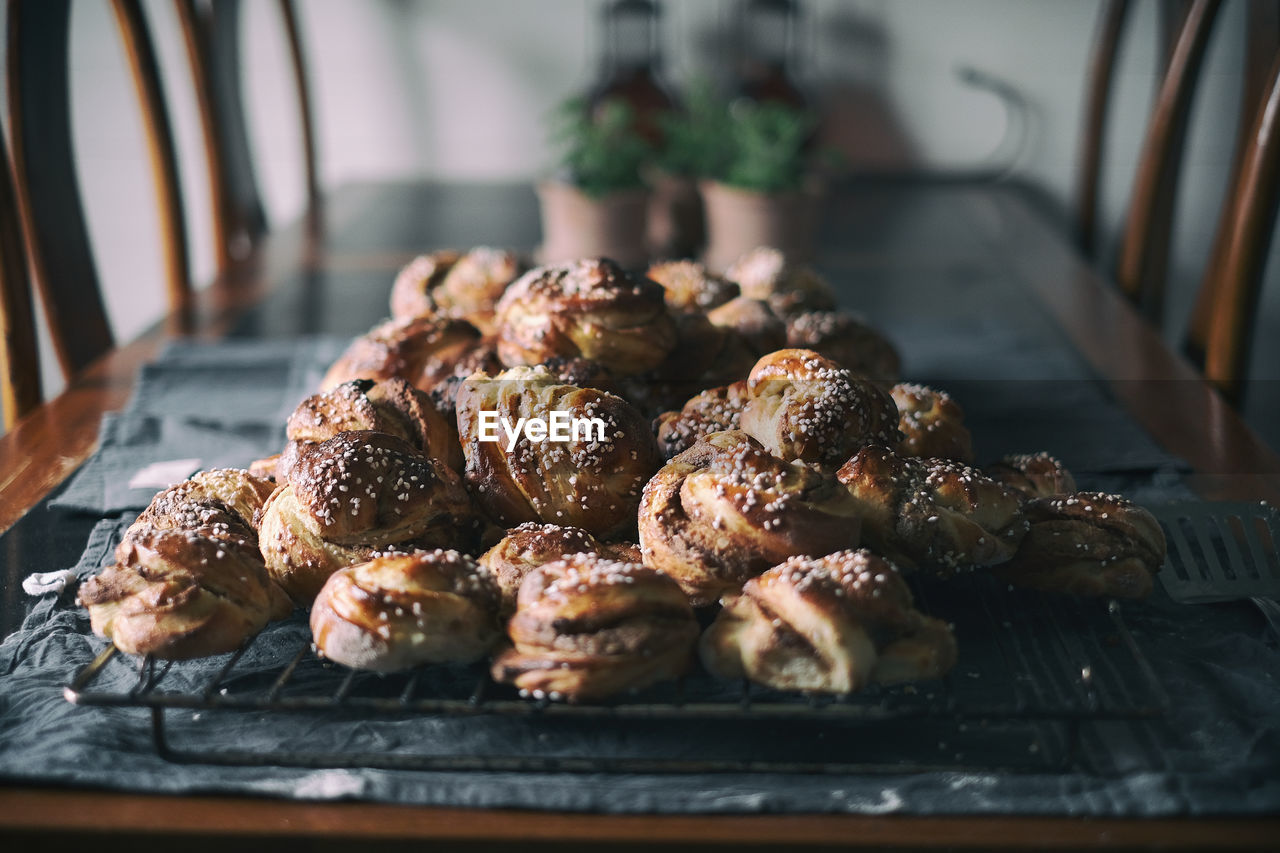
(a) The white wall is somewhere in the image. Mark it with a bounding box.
[11,1,1271,417]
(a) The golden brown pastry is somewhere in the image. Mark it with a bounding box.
[837,445,1029,575]
[257,431,477,605]
[991,492,1165,598]
[133,468,278,533]
[422,336,507,417]
[256,378,460,482]
[627,313,757,416]
[320,315,483,396]
[654,380,750,460]
[390,247,522,335]
[638,430,862,606]
[985,452,1077,499]
[247,455,279,481]
[700,550,958,693]
[724,247,837,318]
[79,469,289,659]
[389,250,460,321]
[310,549,502,671]
[891,383,974,464]
[706,296,787,358]
[432,347,621,419]
[786,311,901,384]
[647,259,740,312]
[455,366,660,537]
[479,522,640,618]
[740,349,901,471]
[492,258,677,375]
[491,553,698,701]
[537,355,619,393]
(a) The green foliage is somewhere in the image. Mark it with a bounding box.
[549,97,651,198]
[548,90,819,197]
[719,99,816,193]
[655,83,729,179]
[654,90,817,194]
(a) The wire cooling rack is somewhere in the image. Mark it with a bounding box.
[65,576,1169,775]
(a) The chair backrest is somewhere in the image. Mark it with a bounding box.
[1075,0,1204,258]
[1072,0,1277,406]
[1075,0,1131,256]
[1184,0,1280,364]
[0,118,40,430]
[5,0,191,385]
[175,0,319,269]
[1113,0,1222,321]
[1186,51,1280,405]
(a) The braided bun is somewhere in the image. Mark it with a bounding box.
[991,492,1165,598]
[390,247,522,335]
[311,549,501,670]
[837,445,1028,575]
[787,310,901,385]
[258,431,477,604]
[725,247,837,318]
[638,430,862,606]
[259,378,460,482]
[706,296,787,358]
[321,315,484,396]
[628,313,757,416]
[740,349,901,471]
[455,366,659,537]
[79,469,288,659]
[654,380,750,460]
[985,452,1077,500]
[891,383,974,463]
[491,553,698,701]
[700,550,957,693]
[647,259,739,312]
[493,258,677,375]
[479,522,639,618]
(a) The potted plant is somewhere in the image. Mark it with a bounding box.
[699,99,822,273]
[647,84,726,258]
[538,98,652,268]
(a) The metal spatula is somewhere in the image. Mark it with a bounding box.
[1151,501,1280,635]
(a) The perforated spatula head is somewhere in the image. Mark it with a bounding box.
[1150,502,1280,604]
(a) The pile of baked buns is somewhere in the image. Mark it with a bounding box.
[79,247,1168,702]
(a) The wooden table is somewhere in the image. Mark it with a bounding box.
[2,178,1278,849]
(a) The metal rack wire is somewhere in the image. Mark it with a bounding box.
[64,577,1169,775]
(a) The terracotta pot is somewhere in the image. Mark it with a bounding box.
[536,181,650,269]
[699,180,822,274]
[646,172,705,260]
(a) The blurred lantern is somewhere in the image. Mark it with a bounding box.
[736,0,807,109]
[588,0,675,145]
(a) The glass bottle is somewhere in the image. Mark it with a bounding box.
[736,0,807,109]
[588,0,675,145]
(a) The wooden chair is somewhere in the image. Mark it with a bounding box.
[3,0,318,427]
[1112,0,1222,321]
[1075,0,1200,258]
[4,0,190,425]
[1074,0,1132,256]
[0,119,40,430]
[1124,1,1279,404]
[1184,52,1280,405]
[175,0,320,270]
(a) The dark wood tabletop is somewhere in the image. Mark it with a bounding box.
[1,178,1277,849]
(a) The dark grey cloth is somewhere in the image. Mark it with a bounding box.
[49,415,284,515]
[50,337,352,515]
[2,515,1278,815]
[127,338,350,423]
[7,336,1277,815]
